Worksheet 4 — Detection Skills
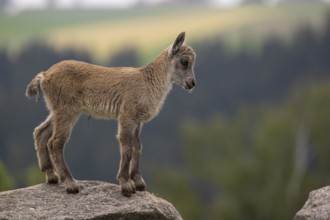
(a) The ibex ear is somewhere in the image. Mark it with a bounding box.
[169,32,185,57]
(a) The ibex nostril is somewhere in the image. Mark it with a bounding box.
[191,80,196,87]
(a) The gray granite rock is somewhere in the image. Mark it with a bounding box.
[294,185,330,220]
[0,180,182,220]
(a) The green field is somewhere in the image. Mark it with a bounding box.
[0,4,328,62]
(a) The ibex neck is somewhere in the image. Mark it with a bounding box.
[142,50,172,90]
[141,50,173,105]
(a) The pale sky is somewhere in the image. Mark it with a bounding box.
[10,0,139,9]
[8,0,330,12]
[9,0,247,10]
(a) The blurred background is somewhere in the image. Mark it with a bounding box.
[1,0,330,219]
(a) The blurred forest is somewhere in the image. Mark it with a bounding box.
[1,3,330,220]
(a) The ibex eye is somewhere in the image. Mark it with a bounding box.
[180,59,188,67]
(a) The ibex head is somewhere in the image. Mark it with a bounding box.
[169,32,196,92]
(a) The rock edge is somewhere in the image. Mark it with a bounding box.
[294,185,330,220]
[0,180,183,220]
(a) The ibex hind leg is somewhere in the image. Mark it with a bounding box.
[47,112,80,194]
[33,114,59,184]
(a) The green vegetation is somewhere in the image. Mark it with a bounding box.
[23,164,45,186]
[0,161,15,191]
[152,81,330,220]
[0,163,45,192]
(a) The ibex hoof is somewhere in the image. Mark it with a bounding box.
[133,178,147,191]
[45,169,59,184]
[66,186,79,194]
[65,180,79,194]
[120,180,136,197]
[47,178,59,184]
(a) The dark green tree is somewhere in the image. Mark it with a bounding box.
[153,81,330,220]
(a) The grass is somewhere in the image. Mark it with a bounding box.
[0,4,329,63]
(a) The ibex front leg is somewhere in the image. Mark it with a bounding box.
[117,118,136,196]
[130,123,147,191]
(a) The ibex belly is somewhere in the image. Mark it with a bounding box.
[82,98,120,120]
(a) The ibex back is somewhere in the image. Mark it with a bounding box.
[26,32,196,196]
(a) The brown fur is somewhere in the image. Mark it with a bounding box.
[26,32,196,196]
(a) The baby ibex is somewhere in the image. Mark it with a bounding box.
[26,32,196,196]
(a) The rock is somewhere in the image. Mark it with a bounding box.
[0,180,182,220]
[294,185,330,220]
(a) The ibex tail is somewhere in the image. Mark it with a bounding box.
[26,72,44,102]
